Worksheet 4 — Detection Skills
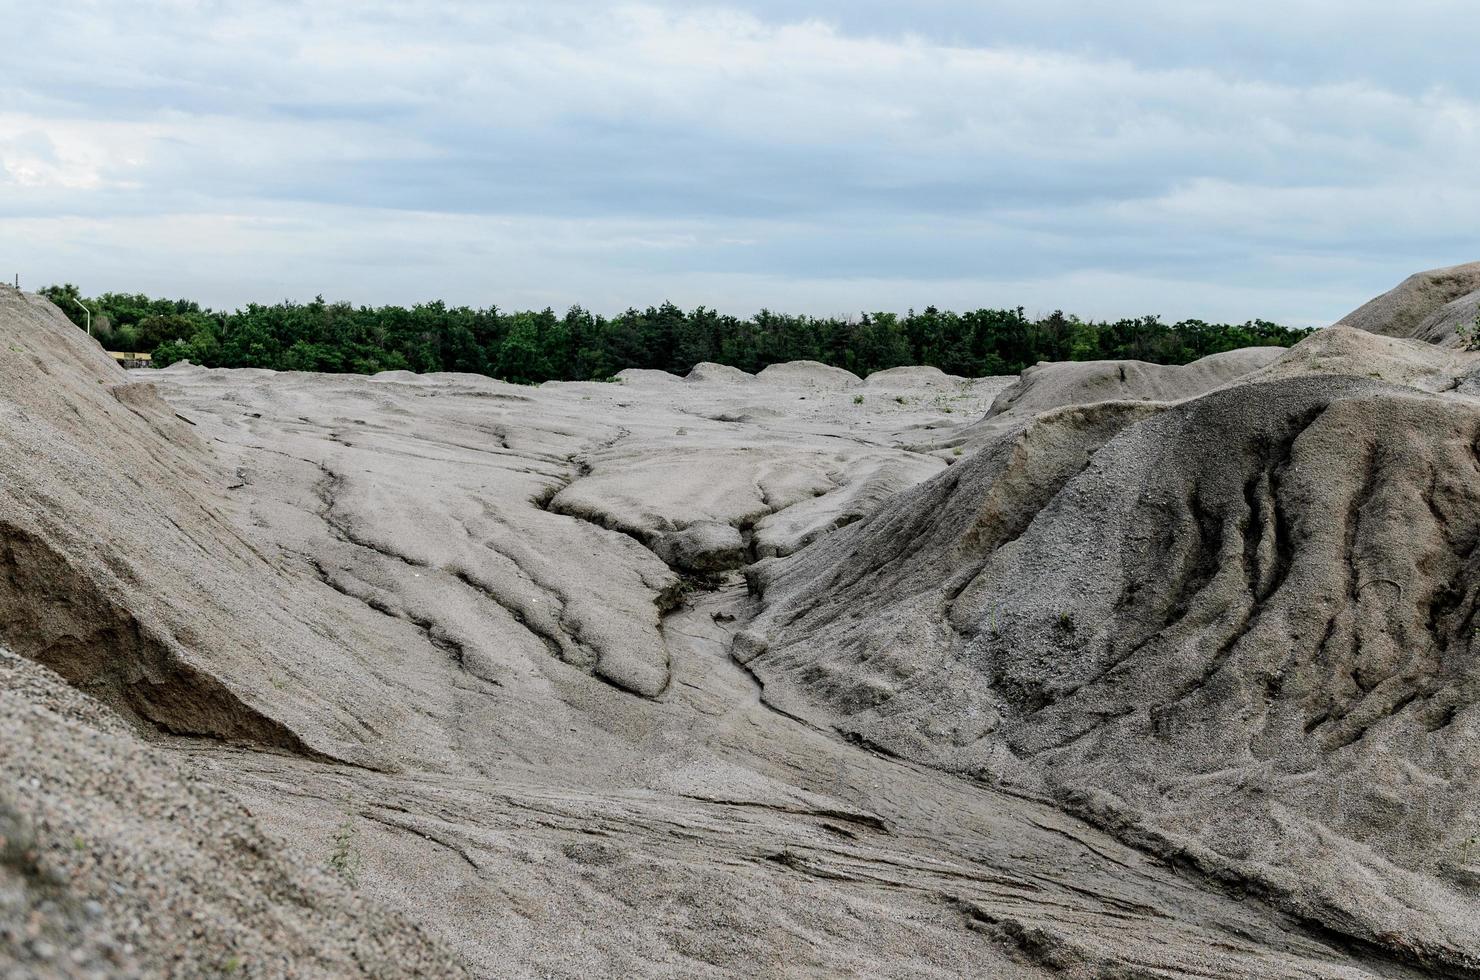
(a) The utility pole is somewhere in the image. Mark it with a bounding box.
[70,296,91,336]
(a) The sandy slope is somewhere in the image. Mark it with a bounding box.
[1336,261,1480,347]
[744,357,1480,970]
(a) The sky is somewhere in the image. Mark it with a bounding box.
[3,1,1478,324]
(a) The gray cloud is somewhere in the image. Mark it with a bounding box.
[2,0,1478,322]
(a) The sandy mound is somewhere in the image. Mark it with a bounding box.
[863,366,960,386]
[1335,261,1480,345]
[983,347,1284,421]
[686,362,755,384]
[755,360,862,388]
[614,367,681,386]
[1249,325,1480,392]
[741,364,1480,971]
[925,346,1282,455]
[370,369,430,384]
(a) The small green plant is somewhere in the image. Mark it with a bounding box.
[852,394,864,405]
[1057,611,1075,631]
[327,814,363,887]
[952,447,963,457]
[1459,309,1480,351]
[893,395,908,405]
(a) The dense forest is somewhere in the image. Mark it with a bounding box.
[40,284,1314,382]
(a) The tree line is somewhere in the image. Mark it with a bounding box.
[40,283,1314,383]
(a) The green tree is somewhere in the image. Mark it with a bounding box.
[39,284,1316,382]
[496,313,554,384]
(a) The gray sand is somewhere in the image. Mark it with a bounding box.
[1,280,1474,977]
[1336,261,1480,347]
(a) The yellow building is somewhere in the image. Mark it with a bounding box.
[108,351,153,369]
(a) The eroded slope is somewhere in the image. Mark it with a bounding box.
[1336,261,1480,347]
[743,332,1480,972]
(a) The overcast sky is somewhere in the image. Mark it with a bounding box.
[4,1,1478,322]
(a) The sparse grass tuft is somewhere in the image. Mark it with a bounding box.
[1460,835,1480,867]
[1459,309,1480,350]
[327,813,363,887]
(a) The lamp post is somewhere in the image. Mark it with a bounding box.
[69,297,91,336]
